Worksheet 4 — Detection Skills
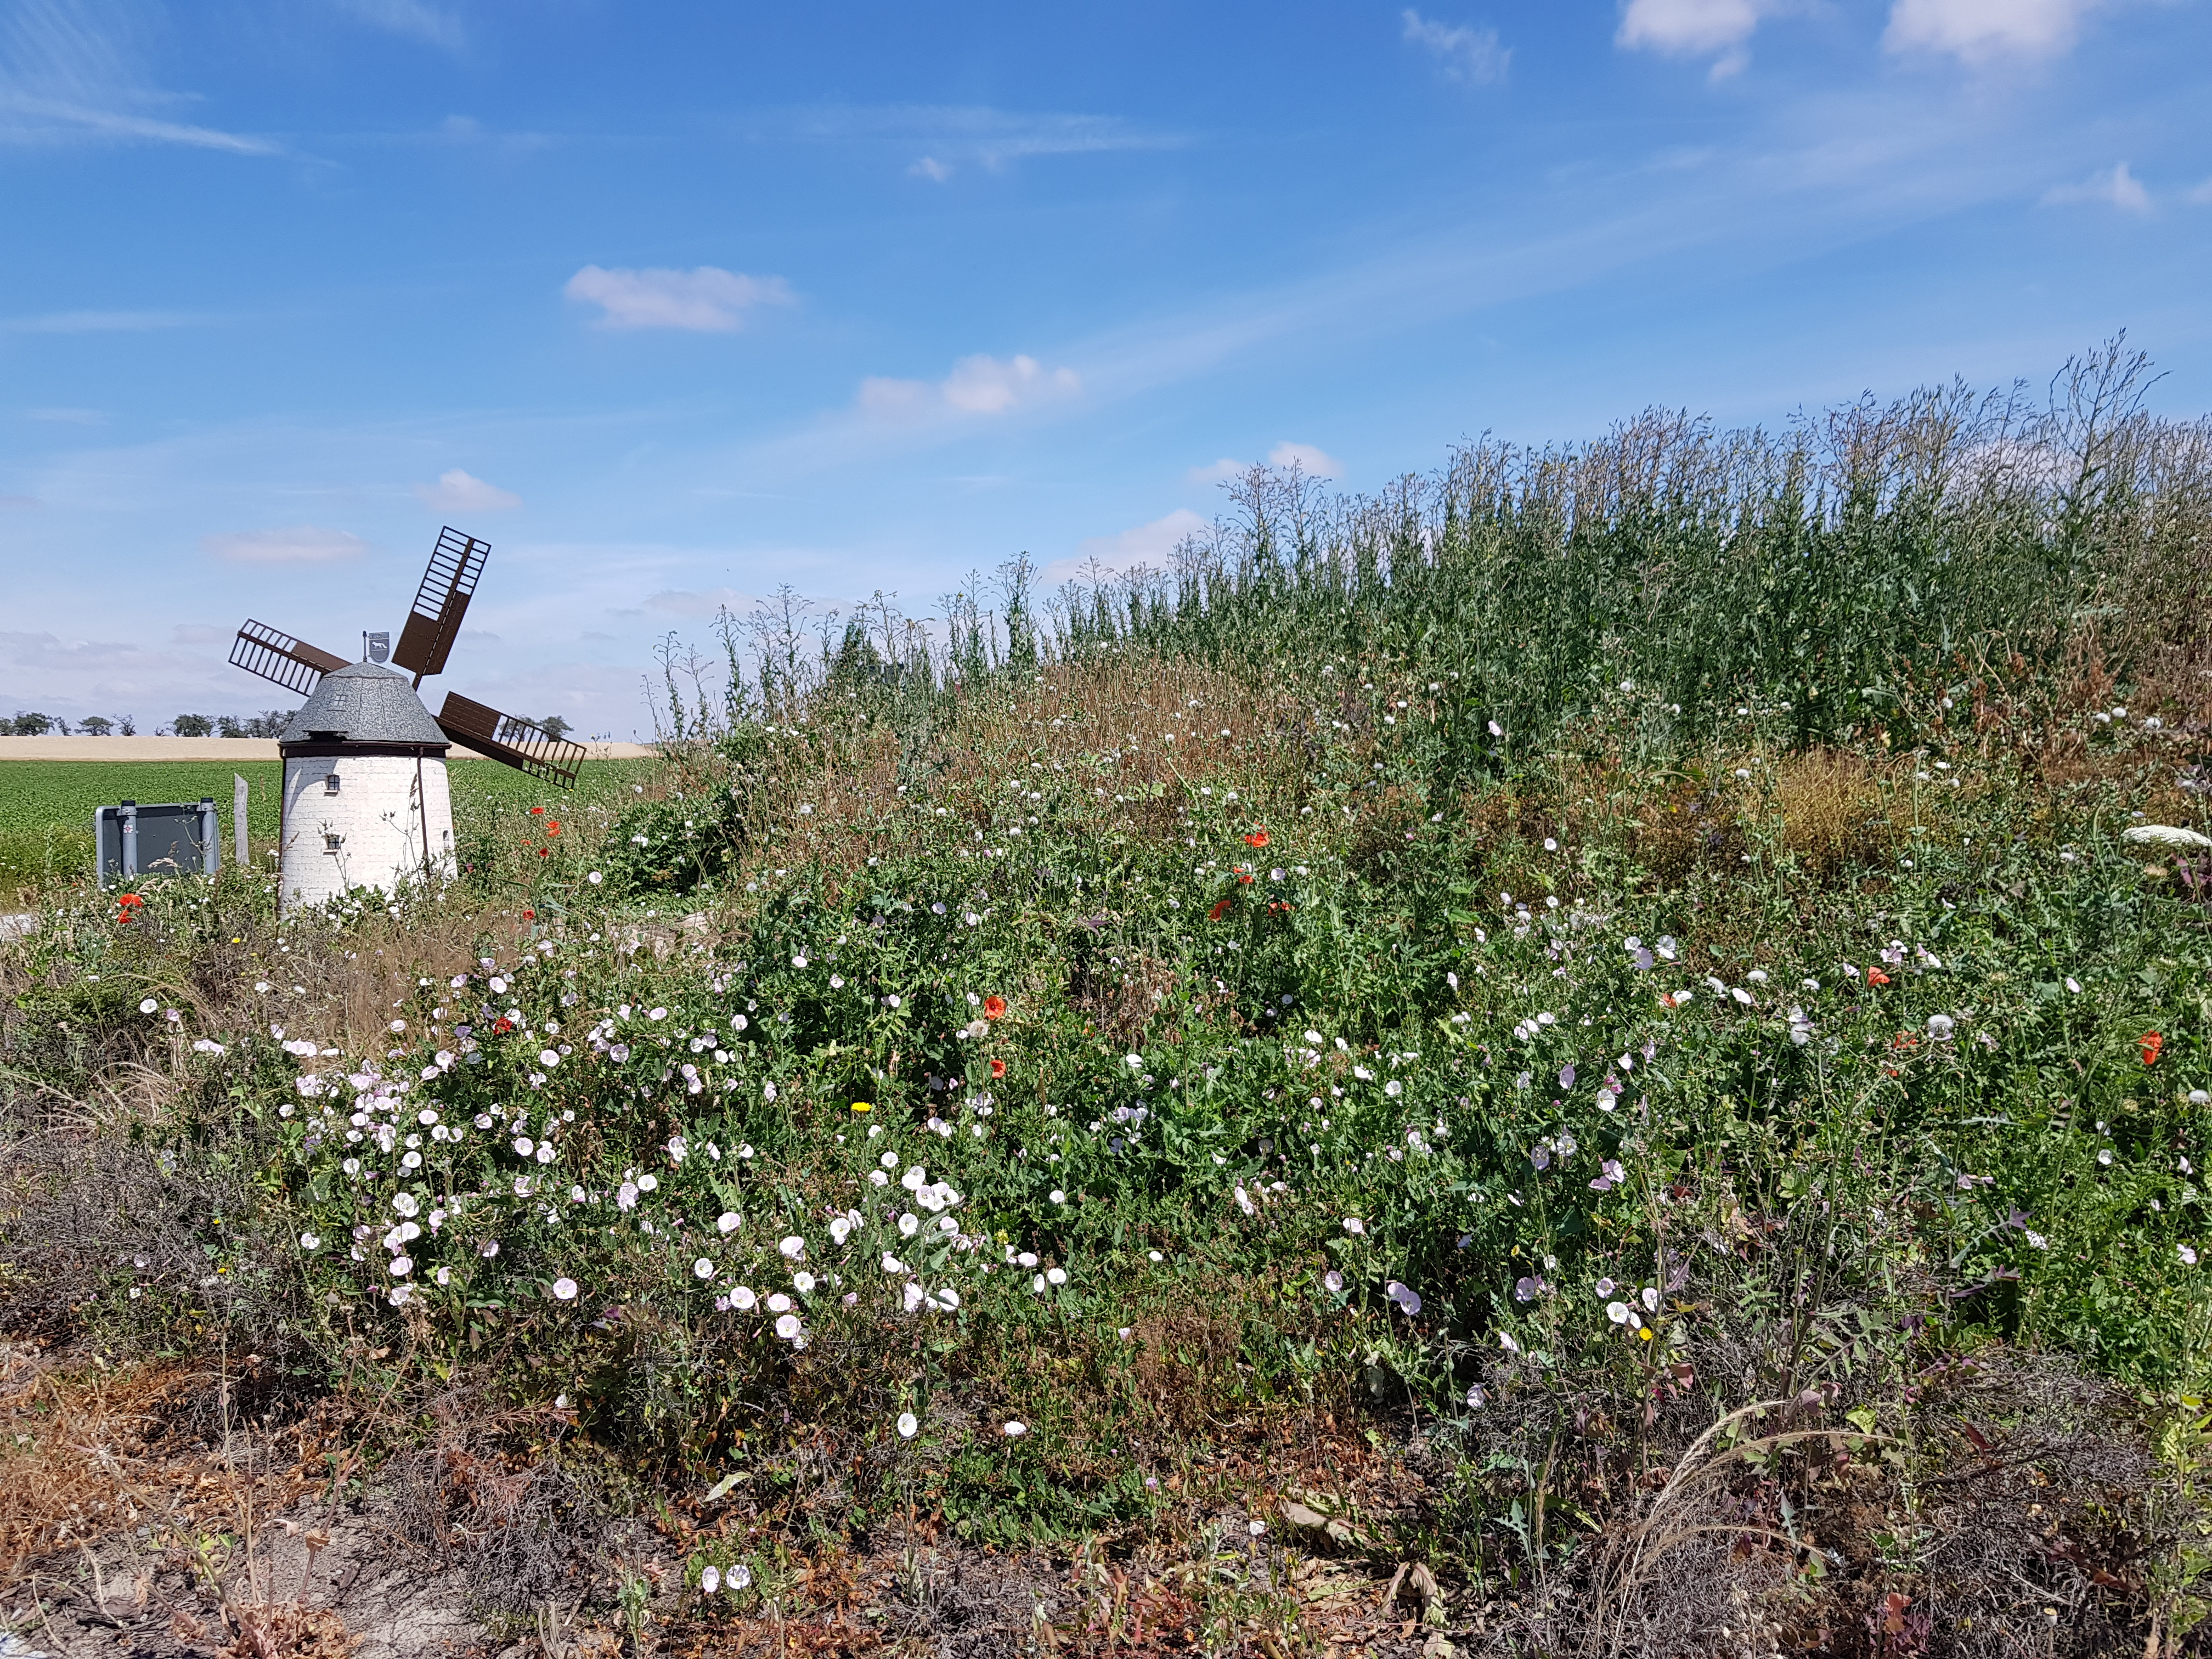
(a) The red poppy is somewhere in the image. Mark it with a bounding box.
[539,849,550,858]
[990,1058,1007,1079]
[1237,871,1254,885]
[2142,1031,2164,1066]
[522,909,535,919]
[984,995,1006,1019]
[492,1017,514,1035]
[116,893,144,923]
[1866,968,1891,986]
[1244,830,1269,848]
[531,806,545,815]
[1209,898,1234,921]
[547,822,561,835]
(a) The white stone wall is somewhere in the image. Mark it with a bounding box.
[280,752,454,911]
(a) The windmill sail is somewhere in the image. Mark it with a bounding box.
[231,620,348,697]
[435,692,584,788]
[393,527,490,682]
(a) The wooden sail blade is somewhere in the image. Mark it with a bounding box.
[392,527,491,680]
[435,692,584,788]
[231,620,347,698]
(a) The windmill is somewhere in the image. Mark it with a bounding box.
[229,527,585,911]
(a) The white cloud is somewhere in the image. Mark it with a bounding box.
[786,104,1180,172]
[199,525,370,566]
[857,353,1081,422]
[1884,0,2105,63]
[910,155,952,183]
[644,585,758,617]
[563,266,795,332]
[1617,0,1781,70]
[1267,441,1343,478]
[330,0,464,49]
[169,623,230,645]
[2041,161,2151,212]
[0,2,278,154]
[1042,510,1208,586]
[414,467,522,512]
[1,309,205,334]
[1402,12,1510,85]
[1187,443,1342,483]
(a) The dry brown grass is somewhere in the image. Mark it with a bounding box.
[1630,780,1746,882]
[1775,748,1889,881]
[0,1344,327,1581]
[754,654,1333,889]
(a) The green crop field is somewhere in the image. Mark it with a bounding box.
[0,758,652,898]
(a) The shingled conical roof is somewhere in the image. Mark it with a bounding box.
[279,660,448,747]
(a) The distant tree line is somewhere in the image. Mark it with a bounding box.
[166,712,297,737]
[6,708,571,739]
[5,712,137,736]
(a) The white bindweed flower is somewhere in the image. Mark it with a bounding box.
[1049,1189,1066,1205]
[701,1566,720,1593]
[1342,1217,1365,1235]
[1003,1420,1028,1438]
[775,1313,803,1340]
[793,1271,815,1293]
[140,998,157,1014]
[552,1277,578,1301]
[731,1286,758,1311]
[718,1211,740,1234]
[780,1235,805,1260]
[300,1233,320,1250]
[1046,1267,1067,1286]
[898,1412,919,1438]
[727,1566,751,1593]
[694,1258,715,1279]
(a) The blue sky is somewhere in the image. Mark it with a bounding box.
[4,0,2209,738]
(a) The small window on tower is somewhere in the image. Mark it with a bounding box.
[324,832,343,851]
[324,772,341,795]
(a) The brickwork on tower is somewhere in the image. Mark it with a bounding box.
[274,659,458,913]
[279,752,455,909]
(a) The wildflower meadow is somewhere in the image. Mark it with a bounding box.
[5,343,2212,1655]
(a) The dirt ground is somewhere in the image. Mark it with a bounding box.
[2,1343,1463,1659]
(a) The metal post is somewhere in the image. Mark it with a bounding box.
[120,800,138,881]
[234,774,249,871]
[199,798,218,874]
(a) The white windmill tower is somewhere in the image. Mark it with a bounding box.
[227,528,586,913]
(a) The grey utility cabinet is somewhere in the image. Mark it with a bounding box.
[97,799,219,885]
